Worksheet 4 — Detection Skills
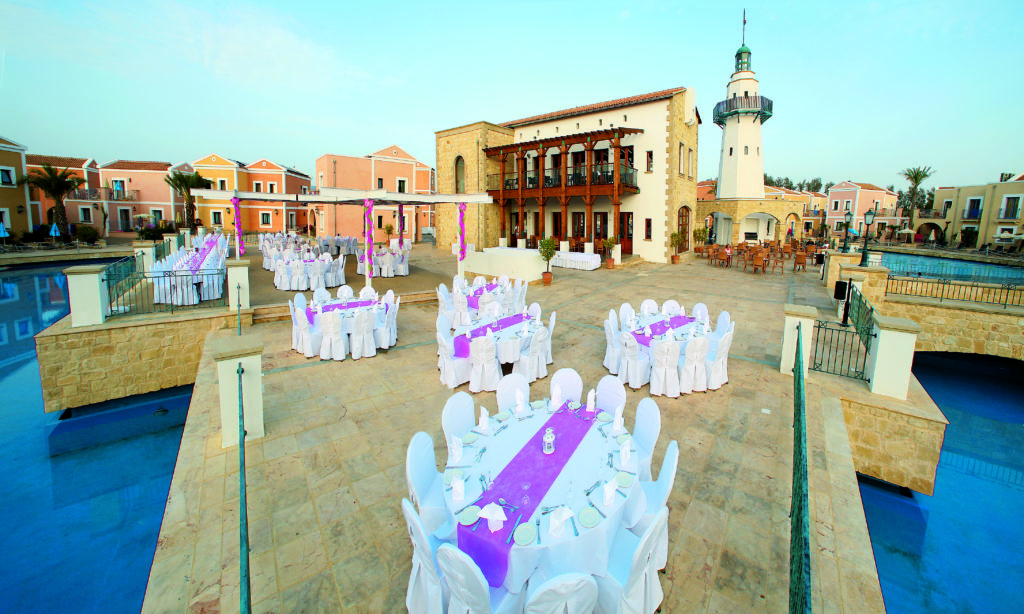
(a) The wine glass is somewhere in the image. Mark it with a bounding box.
[521,481,531,507]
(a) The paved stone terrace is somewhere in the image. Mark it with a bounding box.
[142,248,885,613]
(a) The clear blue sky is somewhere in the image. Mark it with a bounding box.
[2,0,1020,191]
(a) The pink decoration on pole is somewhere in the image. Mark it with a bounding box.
[398,204,405,243]
[231,197,245,256]
[458,202,467,261]
[364,199,374,278]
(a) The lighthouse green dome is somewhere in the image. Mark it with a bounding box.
[735,44,752,72]
[736,44,751,55]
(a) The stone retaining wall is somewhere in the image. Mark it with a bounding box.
[883,296,1024,360]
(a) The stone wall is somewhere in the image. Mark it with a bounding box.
[841,396,946,495]
[663,91,699,259]
[823,252,863,292]
[36,309,251,413]
[883,296,1024,360]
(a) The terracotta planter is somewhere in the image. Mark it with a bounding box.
[606,258,614,269]
[542,271,552,286]
[671,254,680,264]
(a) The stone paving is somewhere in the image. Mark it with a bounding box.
[142,248,885,613]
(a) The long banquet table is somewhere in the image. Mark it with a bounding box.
[484,246,602,270]
[453,313,539,363]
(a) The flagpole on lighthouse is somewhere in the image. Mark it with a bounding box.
[742,9,747,45]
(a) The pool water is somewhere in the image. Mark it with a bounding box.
[879,252,1024,283]
[0,263,185,613]
[859,352,1024,613]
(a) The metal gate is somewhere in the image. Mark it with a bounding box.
[809,320,872,381]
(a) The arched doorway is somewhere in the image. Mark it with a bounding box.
[676,206,691,252]
[916,222,944,244]
[738,212,780,243]
[454,156,466,194]
[785,212,801,240]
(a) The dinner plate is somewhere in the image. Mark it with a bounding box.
[568,401,581,410]
[458,505,482,526]
[494,410,511,422]
[596,412,612,423]
[461,432,479,445]
[530,400,546,410]
[616,433,632,445]
[513,521,537,546]
[579,507,601,529]
[616,472,635,488]
[444,469,463,485]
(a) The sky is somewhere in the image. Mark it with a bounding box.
[1,0,1021,191]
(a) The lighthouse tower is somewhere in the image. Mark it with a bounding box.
[714,34,773,199]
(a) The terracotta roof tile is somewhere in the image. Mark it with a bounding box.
[100,160,171,171]
[849,181,895,193]
[26,154,90,168]
[501,87,687,128]
[697,180,717,201]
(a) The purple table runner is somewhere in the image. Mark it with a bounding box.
[180,235,219,273]
[456,402,597,587]
[465,283,499,310]
[631,314,695,347]
[452,313,529,358]
[304,300,379,325]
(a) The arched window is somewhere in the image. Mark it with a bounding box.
[744,146,749,155]
[454,156,466,194]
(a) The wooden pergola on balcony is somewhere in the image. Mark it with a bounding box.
[482,127,643,243]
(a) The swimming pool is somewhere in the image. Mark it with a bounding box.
[0,263,185,613]
[879,252,1024,284]
[859,352,1024,613]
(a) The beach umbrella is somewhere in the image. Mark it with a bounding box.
[847,228,859,237]
[928,229,936,242]
[896,228,914,234]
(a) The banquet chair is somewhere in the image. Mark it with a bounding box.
[383,289,395,305]
[603,320,621,375]
[288,299,300,351]
[468,335,501,393]
[359,285,377,300]
[356,254,365,276]
[678,336,709,394]
[349,309,377,360]
[595,375,626,414]
[523,573,598,614]
[478,292,495,317]
[387,296,401,347]
[691,302,710,325]
[397,252,410,276]
[633,398,662,482]
[293,292,307,311]
[273,260,289,290]
[438,333,470,389]
[627,439,679,570]
[711,311,731,341]
[515,284,527,313]
[617,333,651,390]
[496,372,529,413]
[452,292,473,327]
[497,274,510,287]
[608,308,619,333]
[484,301,502,320]
[619,303,636,330]
[705,331,734,390]
[594,508,667,614]
[649,340,681,398]
[337,285,354,300]
[527,302,542,320]
[308,260,325,291]
[513,326,549,383]
[661,299,681,316]
[472,275,487,288]
[405,432,449,535]
[289,259,308,291]
[312,287,331,305]
[549,368,583,405]
[294,306,323,358]
[500,289,517,316]
[639,299,658,316]
[441,391,475,448]
[319,310,348,361]
[172,270,199,306]
[436,544,523,614]
[544,311,556,364]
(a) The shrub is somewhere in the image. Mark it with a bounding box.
[139,225,165,241]
[75,225,100,244]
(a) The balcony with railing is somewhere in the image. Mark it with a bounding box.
[712,95,773,126]
[916,209,945,219]
[68,187,140,201]
[487,162,639,195]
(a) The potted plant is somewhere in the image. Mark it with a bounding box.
[384,223,394,245]
[538,237,557,285]
[669,231,684,264]
[603,235,617,269]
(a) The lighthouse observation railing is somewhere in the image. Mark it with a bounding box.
[712,95,773,125]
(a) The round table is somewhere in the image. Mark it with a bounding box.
[454,314,540,364]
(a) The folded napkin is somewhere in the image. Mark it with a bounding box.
[549,506,574,539]
[603,480,617,507]
[585,389,595,413]
[515,388,528,416]
[620,440,631,463]
[551,383,562,409]
[479,502,507,532]
[478,406,490,433]
[644,325,653,336]
[450,436,463,463]
[487,327,494,337]
[612,405,625,435]
[452,476,465,502]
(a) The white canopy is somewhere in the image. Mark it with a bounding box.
[191,187,493,206]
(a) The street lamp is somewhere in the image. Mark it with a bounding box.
[841,210,853,252]
[859,207,876,266]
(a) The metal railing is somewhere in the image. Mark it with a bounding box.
[105,267,227,317]
[67,187,140,201]
[809,320,871,380]
[846,285,875,350]
[885,275,1024,309]
[236,363,252,614]
[916,209,945,219]
[789,323,811,614]
[544,168,561,187]
[103,254,142,307]
[712,95,774,125]
[485,165,639,190]
[176,232,185,250]
[883,262,1024,285]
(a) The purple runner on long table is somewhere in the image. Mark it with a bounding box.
[466,283,500,310]
[457,402,597,587]
[304,300,379,325]
[453,313,528,358]
[631,314,695,347]
[180,235,219,273]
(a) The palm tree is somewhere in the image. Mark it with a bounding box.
[900,166,934,230]
[17,164,85,240]
[164,171,212,233]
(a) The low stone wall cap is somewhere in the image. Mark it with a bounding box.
[64,264,108,275]
[226,259,250,267]
[873,314,922,334]
[784,304,819,318]
[211,334,264,362]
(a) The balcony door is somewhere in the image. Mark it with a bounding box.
[551,212,562,240]
[594,212,608,240]
[118,207,131,231]
[510,211,519,247]
[619,212,634,254]
[111,179,126,199]
[571,212,585,238]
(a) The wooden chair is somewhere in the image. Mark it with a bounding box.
[783,244,793,259]
[794,253,807,272]
[751,255,766,274]
[716,251,730,267]
[770,256,784,273]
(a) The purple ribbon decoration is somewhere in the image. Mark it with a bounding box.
[364,199,374,278]
[398,203,405,242]
[231,197,245,256]
[458,202,466,261]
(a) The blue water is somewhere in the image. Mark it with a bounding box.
[859,352,1024,614]
[0,263,185,613]
[879,252,1024,283]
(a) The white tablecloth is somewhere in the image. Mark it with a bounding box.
[486,247,601,271]
[454,315,539,363]
[632,313,710,357]
[307,301,387,335]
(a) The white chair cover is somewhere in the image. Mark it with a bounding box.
[312,287,330,305]
[274,261,289,290]
[608,308,619,333]
[441,392,475,456]
[513,325,548,383]
[691,302,710,325]
[549,368,583,405]
[436,544,522,614]
[629,440,679,571]
[295,305,323,358]
[380,252,395,277]
[705,330,734,390]
[545,312,556,365]
[649,340,681,398]
[309,260,325,290]
[288,299,299,351]
[172,270,198,305]
[469,335,501,393]
[438,333,470,389]
[406,432,449,536]
[495,372,529,413]
[713,310,731,338]
[337,285,354,300]
[359,285,377,300]
[619,303,635,329]
[319,310,347,361]
[639,299,658,316]
[633,398,661,482]
[472,275,487,288]
[289,259,308,291]
[618,333,651,390]
[452,292,472,327]
[595,375,626,415]
[349,309,377,360]
[387,296,401,347]
[294,293,307,311]
[500,289,517,316]
[678,336,709,394]
[524,573,598,614]
[478,292,495,318]
[594,508,667,614]
[661,299,681,316]
[603,320,620,374]
[527,302,542,320]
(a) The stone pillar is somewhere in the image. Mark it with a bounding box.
[499,237,508,248]
[227,259,250,311]
[168,235,179,255]
[613,244,622,265]
[133,240,156,273]
[866,315,921,400]
[780,304,817,378]
[179,228,191,250]
[823,251,862,290]
[64,265,108,327]
[213,335,265,448]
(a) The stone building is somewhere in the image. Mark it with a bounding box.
[435,86,700,263]
[929,172,1024,248]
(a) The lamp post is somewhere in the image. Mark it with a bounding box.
[859,208,876,266]
[841,211,853,253]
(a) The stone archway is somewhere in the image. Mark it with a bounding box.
[915,221,945,243]
[738,212,781,243]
